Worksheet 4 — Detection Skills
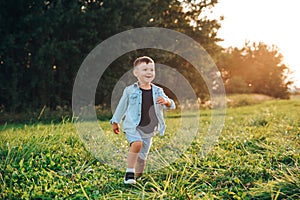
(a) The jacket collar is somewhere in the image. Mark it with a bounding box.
[133,81,157,89]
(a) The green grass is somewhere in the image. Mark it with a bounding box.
[0,99,299,199]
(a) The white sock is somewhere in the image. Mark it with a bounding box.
[126,168,135,173]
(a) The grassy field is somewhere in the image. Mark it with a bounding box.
[0,97,299,199]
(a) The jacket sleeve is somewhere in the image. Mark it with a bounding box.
[110,88,129,124]
[160,89,176,110]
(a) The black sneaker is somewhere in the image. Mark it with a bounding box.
[124,172,136,184]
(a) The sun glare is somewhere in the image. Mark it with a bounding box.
[210,0,300,87]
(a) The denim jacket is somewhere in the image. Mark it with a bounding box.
[110,82,176,136]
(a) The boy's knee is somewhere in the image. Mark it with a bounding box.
[130,141,143,150]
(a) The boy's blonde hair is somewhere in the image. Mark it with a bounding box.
[133,56,154,67]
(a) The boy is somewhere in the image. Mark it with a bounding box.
[110,56,175,184]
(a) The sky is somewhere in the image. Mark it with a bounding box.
[209,0,300,88]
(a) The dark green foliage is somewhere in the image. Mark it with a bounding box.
[0,0,222,114]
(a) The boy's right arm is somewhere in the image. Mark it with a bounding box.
[110,88,129,132]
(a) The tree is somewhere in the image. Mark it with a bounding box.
[0,0,105,112]
[218,42,292,99]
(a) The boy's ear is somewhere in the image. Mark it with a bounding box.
[133,68,138,77]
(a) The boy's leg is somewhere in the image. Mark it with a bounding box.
[135,156,146,179]
[127,141,143,168]
[136,136,153,179]
[124,141,142,184]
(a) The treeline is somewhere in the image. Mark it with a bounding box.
[0,0,292,114]
[219,42,291,99]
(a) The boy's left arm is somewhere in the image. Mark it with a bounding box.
[156,96,172,107]
[156,90,176,109]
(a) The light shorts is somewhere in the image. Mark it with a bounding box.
[126,128,154,160]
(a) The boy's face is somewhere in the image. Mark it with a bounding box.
[133,62,155,85]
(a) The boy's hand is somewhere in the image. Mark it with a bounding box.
[112,122,120,134]
[156,96,171,107]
